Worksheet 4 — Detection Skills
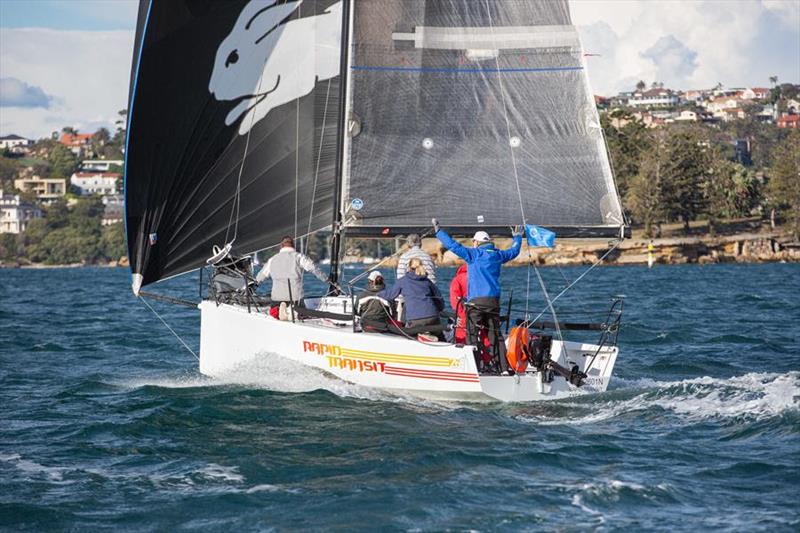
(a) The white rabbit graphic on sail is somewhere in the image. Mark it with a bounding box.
[209,0,342,135]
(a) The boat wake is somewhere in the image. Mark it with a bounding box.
[118,352,408,403]
[517,371,800,425]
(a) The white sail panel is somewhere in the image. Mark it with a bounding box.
[342,0,623,236]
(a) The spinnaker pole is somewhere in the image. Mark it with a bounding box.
[328,0,351,290]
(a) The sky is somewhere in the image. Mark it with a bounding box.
[0,0,798,140]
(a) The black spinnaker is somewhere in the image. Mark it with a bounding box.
[125,0,343,291]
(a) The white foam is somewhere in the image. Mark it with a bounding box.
[0,453,67,481]
[116,352,462,411]
[519,371,800,425]
[198,464,244,483]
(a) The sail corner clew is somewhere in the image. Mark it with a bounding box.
[132,273,144,296]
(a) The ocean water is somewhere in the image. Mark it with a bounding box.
[0,264,798,531]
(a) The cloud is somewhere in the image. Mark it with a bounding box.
[0,77,54,108]
[0,28,134,139]
[572,0,800,95]
[641,35,698,86]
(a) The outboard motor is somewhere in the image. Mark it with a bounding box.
[507,328,587,387]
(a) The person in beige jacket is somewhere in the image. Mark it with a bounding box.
[256,236,327,304]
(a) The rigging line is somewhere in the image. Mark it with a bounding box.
[484,0,525,226]
[346,227,434,287]
[293,0,301,241]
[225,56,269,246]
[294,96,300,240]
[139,296,199,360]
[532,263,562,343]
[304,78,333,255]
[525,250,532,320]
[528,239,622,325]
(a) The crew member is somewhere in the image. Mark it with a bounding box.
[433,219,522,373]
[256,236,327,314]
[383,257,444,339]
[450,264,468,344]
[356,271,393,332]
[396,233,436,283]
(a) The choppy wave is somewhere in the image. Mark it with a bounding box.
[519,371,800,425]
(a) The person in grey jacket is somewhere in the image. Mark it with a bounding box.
[396,233,436,282]
[256,236,327,304]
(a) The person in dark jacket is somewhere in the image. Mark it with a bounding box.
[382,258,444,338]
[434,219,522,373]
[356,271,393,332]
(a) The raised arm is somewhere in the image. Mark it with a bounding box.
[435,229,476,262]
[298,253,328,282]
[499,235,523,263]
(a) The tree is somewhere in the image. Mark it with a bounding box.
[766,131,800,238]
[660,129,710,231]
[602,111,653,198]
[101,223,126,260]
[45,199,70,229]
[0,155,20,189]
[769,75,778,87]
[635,80,646,91]
[92,128,110,145]
[705,152,760,235]
[61,126,77,135]
[47,143,78,177]
[0,233,19,261]
[626,138,666,237]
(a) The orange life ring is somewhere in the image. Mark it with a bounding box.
[506,326,530,373]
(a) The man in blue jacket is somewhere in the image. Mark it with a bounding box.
[433,218,523,374]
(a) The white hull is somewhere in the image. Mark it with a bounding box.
[199,301,619,402]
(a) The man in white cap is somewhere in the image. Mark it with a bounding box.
[433,219,522,374]
[396,233,436,283]
[355,270,393,332]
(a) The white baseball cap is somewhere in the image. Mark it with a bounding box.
[473,231,491,243]
[368,271,383,281]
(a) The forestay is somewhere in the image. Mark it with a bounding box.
[342,0,623,237]
[125,0,344,290]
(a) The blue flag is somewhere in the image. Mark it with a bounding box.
[525,224,556,248]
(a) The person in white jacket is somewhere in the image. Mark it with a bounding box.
[256,236,327,304]
[396,234,436,283]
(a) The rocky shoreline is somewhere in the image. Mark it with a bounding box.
[413,229,800,268]
[3,231,798,270]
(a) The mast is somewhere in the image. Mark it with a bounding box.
[328,0,351,289]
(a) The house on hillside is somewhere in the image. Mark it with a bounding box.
[626,88,680,108]
[673,110,699,122]
[70,172,120,196]
[13,177,66,203]
[742,87,770,100]
[102,195,124,226]
[720,108,746,122]
[0,189,42,234]
[777,114,800,129]
[0,134,33,154]
[785,99,800,114]
[757,104,777,123]
[80,159,123,172]
[59,132,94,156]
[680,90,706,103]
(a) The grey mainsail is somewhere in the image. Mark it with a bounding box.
[342,0,623,237]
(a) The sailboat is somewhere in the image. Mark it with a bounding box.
[124,0,627,402]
